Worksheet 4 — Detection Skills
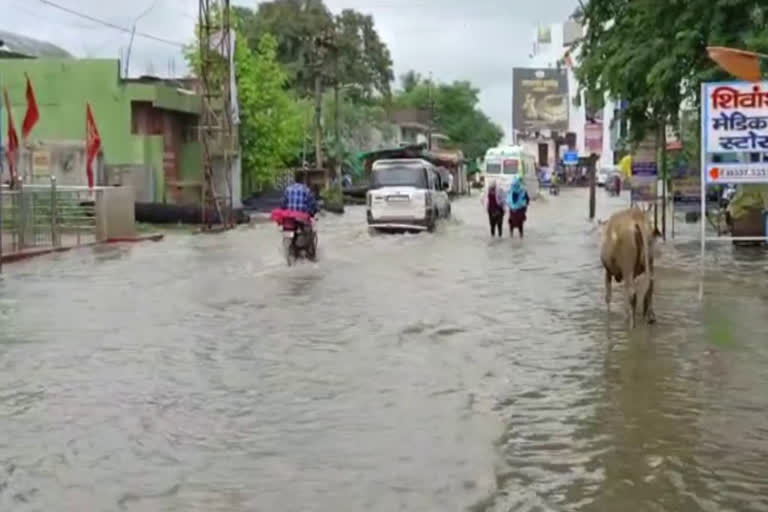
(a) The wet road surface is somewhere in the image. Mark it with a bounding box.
[2,188,768,511]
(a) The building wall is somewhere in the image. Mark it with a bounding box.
[0,58,202,203]
[527,23,618,169]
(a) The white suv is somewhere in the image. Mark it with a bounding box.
[367,159,451,232]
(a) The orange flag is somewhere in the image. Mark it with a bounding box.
[85,103,101,189]
[21,73,39,139]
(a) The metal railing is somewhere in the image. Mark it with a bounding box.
[1,177,97,261]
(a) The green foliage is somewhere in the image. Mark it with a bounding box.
[235,1,394,99]
[322,89,394,160]
[238,34,305,193]
[185,9,304,195]
[392,73,504,160]
[576,0,768,145]
[319,184,343,204]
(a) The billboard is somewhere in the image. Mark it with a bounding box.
[513,68,569,134]
[585,122,603,154]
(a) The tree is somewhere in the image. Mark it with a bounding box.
[238,34,305,193]
[576,0,768,145]
[186,10,304,194]
[236,1,394,99]
[400,71,422,93]
[393,74,504,161]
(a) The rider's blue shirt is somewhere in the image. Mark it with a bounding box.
[282,183,317,215]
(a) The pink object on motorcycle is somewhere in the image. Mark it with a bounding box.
[270,208,313,227]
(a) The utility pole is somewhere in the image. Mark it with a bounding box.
[588,153,597,220]
[333,41,342,192]
[660,123,667,240]
[427,72,434,151]
[314,72,323,171]
[311,29,334,186]
[198,0,234,231]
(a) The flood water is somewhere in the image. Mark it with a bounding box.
[2,188,768,512]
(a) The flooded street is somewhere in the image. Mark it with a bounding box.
[2,188,768,512]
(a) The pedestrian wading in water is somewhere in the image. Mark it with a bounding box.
[506,175,529,238]
[484,181,505,237]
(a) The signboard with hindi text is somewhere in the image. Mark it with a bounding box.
[672,175,701,211]
[703,81,768,184]
[631,161,658,202]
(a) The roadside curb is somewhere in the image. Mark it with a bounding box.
[248,212,272,224]
[1,234,165,265]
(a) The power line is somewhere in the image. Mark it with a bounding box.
[36,0,186,47]
[134,0,162,23]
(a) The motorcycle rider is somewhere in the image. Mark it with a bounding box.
[281,171,319,258]
[282,171,319,217]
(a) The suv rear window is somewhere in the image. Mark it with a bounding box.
[371,165,427,188]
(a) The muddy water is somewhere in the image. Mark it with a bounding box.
[1,188,768,512]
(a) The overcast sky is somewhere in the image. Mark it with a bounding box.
[3,0,578,139]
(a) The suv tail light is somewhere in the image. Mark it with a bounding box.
[367,193,372,208]
[424,192,432,207]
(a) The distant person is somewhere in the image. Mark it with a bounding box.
[483,181,505,237]
[506,175,530,238]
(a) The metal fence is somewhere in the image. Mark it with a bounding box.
[1,177,97,262]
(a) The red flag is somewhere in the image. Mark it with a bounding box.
[85,103,101,189]
[21,74,39,139]
[3,88,19,183]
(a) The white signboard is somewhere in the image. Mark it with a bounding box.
[702,80,768,184]
[699,81,768,264]
[704,81,768,154]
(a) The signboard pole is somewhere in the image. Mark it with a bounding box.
[699,82,707,300]
[0,69,3,274]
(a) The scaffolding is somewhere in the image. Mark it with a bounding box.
[197,0,235,231]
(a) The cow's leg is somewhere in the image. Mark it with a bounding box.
[604,269,612,310]
[624,271,637,329]
[643,277,656,324]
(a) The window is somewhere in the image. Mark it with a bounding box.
[486,162,502,174]
[502,159,519,174]
[371,165,428,188]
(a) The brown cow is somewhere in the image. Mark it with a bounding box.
[600,206,658,328]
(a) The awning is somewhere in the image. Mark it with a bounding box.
[706,46,767,82]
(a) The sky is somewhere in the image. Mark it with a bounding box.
[2,0,578,140]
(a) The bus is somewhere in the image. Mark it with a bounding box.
[482,145,540,198]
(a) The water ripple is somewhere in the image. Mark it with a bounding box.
[1,189,768,511]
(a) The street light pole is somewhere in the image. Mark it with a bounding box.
[427,72,434,151]
[334,79,341,192]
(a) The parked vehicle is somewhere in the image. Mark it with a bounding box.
[597,169,609,187]
[366,158,451,232]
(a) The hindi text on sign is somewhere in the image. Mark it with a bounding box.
[711,85,768,109]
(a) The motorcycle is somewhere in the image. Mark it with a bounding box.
[549,182,560,195]
[271,209,318,265]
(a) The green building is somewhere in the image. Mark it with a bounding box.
[0,56,236,206]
